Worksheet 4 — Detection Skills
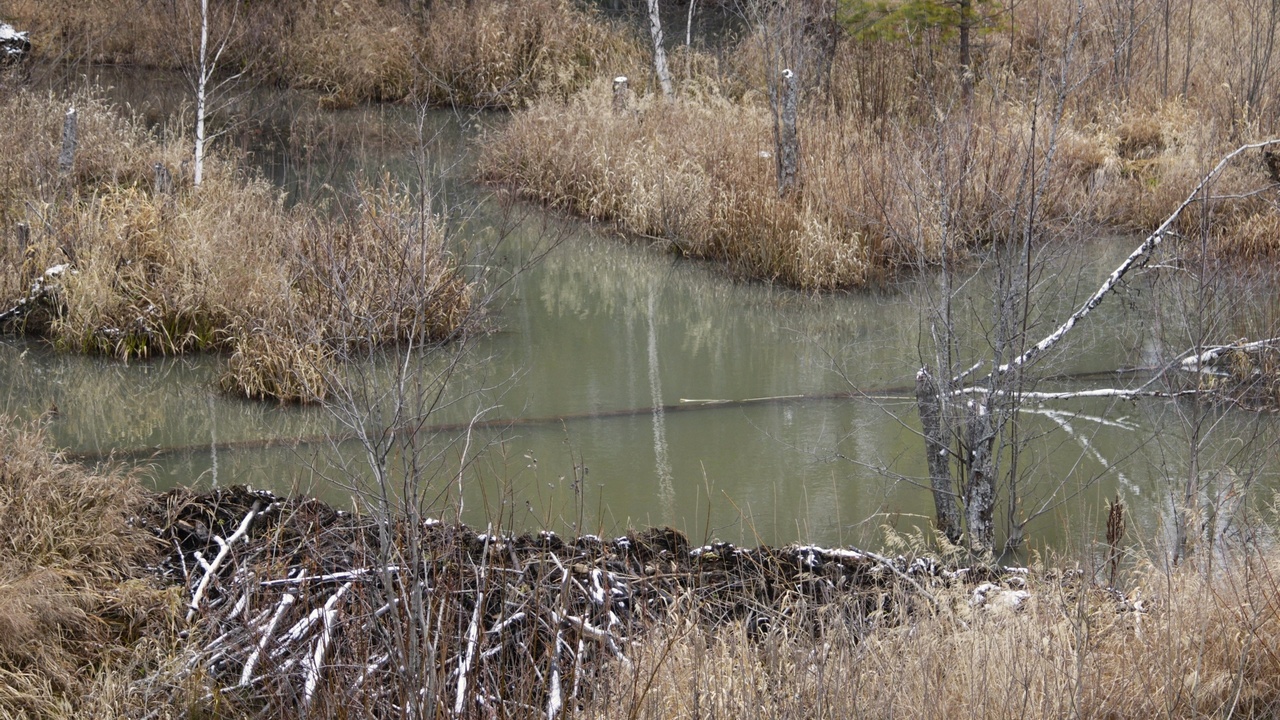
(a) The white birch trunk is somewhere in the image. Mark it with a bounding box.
[686,0,696,47]
[194,0,209,187]
[646,0,673,98]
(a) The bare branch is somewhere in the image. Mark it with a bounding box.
[980,139,1280,383]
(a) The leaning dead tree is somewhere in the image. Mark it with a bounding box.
[917,139,1280,552]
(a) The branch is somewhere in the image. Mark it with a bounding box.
[238,592,296,686]
[1180,336,1280,371]
[454,530,490,715]
[302,582,352,710]
[187,500,260,621]
[958,387,1202,401]
[975,139,1280,384]
[259,566,400,587]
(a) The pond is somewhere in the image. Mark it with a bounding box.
[2,66,1277,554]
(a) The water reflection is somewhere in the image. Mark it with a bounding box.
[3,69,1277,553]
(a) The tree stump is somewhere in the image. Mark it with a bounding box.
[0,22,30,64]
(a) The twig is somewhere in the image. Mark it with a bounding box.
[302,582,352,710]
[187,500,260,622]
[454,529,491,715]
[238,591,296,687]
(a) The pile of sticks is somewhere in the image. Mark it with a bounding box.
[147,486,1019,716]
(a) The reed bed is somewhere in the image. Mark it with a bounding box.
[0,87,472,402]
[480,0,1280,288]
[6,0,644,109]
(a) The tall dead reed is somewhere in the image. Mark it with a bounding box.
[0,415,180,720]
[7,0,643,109]
[587,543,1280,719]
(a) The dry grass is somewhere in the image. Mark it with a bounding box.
[221,181,473,402]
[480,0,1280,288]
[0,415,183,720]
[7,0,643,109]
[587,548,1280,719]
[478,83,874,289]
[478,78,1098,289]
[0,87,473,402]
[411,0,646,110]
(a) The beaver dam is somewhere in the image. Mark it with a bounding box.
[154,485,1046,716]
[9,413,1277,720]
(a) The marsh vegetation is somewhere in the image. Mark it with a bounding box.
[2,0,1280,717]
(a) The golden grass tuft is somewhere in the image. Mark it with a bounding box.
[220,320,335,404]
[218,181,472,402]
[414,0,647,110]
[0,415,181,720]
[279,0,420,108]
[587,549,1280,719]
[0,88,473,402]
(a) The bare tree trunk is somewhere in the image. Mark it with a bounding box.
[194,0,209,187]
[1182,0,1194,98]
[646,0,673,98]
[959,0,973,100]
[1162,0,1172,96]
[777,68,800,196]
[58,107,77,175]
[686,0,696,47]
[963,397,996,552]
[916,368,961,542]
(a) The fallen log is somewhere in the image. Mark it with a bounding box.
[0,264,71,330]
[1179,337,1280,375]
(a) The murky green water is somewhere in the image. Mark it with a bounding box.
[3,68,1277,553]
